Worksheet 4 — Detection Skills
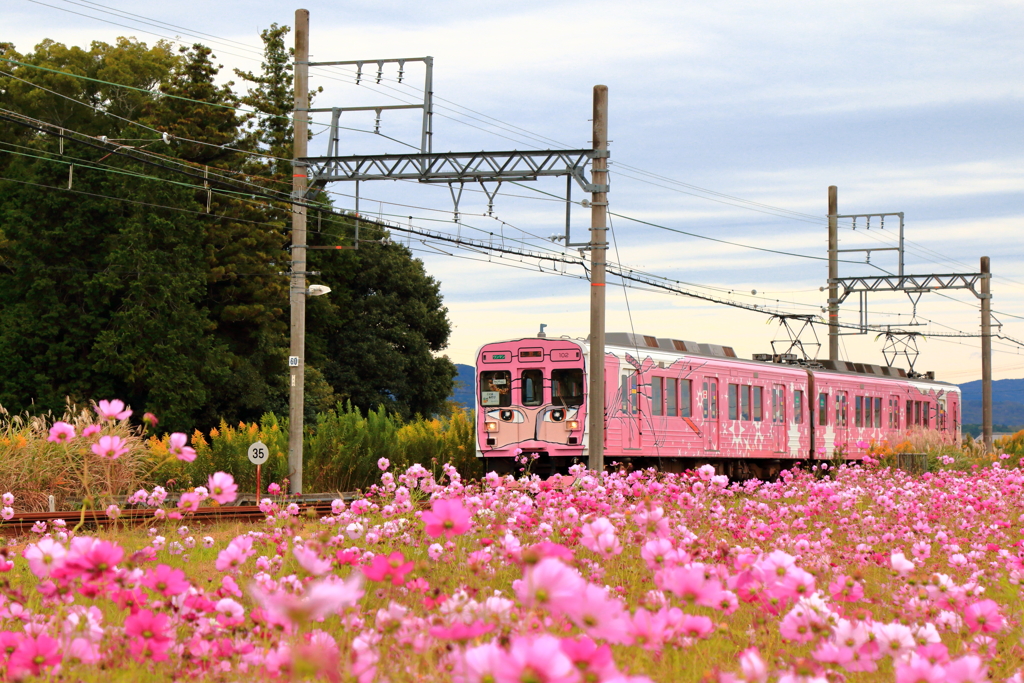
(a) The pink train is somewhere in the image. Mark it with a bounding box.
[475,332,961,477]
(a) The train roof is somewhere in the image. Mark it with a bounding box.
[477,332,957,390]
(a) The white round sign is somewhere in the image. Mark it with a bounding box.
[248,441,269,466]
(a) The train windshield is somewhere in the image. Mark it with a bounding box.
[480,371,511,407]
[521,369,544,406]
[552,369,584,407]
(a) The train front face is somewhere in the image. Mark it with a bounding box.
[476,338,588,464]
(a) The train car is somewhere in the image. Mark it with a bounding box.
[475,331,961,477]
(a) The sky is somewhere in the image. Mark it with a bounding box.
[4,0,1024,384]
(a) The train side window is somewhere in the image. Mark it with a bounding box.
[652,376,663,416]
[480,371,512,407]
[819,393,828,426]
[680,379,692,418]
[835,394,848,427]
[752,387,763,422]
[741,386,751,421]
[855,396,864,427]
[521,369,543,407]
[727,384,739,420]
[667,378,678,416]
[906,400,913,426]
[923,402,930,429]
[864,396,872,427]
[794,390,803,424]
[710,381,718,419]
[551,369,584,407]
[702,382,709,419]
[873,397,881,428]
[915,401,922,426]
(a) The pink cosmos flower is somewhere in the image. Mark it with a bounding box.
[428,621,495,642]
[124,609,172,662]
[142,564,190,597]
[207,472,238,505]
[142,412,158,426]
[23,537,67,578]
[496,635,578,683]
[362,551,415,586]
[82,424,102,437]
[105,504,121,520]
[215,535,255,573]
[177,492,201,513]
[47,421,75,443]
[168,432,196,462]
[91,435,129,460]
[945,655,987,683]
[61,538,124,582]
[0,507,11,521]
[378,458,390,471]
[454,642,504,683]
[891,552,916,575]
[7,633,61,678]
[422,498,471,538]
[267,482,281,495]
[739,648,769,683]
[895,654,946,683]
[963,599,1004,633]
[515,557,586,614]
[293,545,332,576]
[95,399,132,421]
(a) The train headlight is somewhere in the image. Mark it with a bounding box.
[485,421,499,432]
[566,419,580,431]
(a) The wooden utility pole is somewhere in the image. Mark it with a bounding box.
[288,8,309,494]
[981,256,993,452]
[828,186,839,361]
[588,85,608,473]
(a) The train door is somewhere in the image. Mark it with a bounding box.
[620,369,642,449]
[834,390,849,449]
[702,376,720,452]
[772,384,786,453]
[889,394,901,433]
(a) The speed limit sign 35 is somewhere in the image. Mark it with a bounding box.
[248,441,269,465]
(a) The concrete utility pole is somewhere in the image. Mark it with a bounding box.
[288,8,309,495]
[828,186,839,361]
[588,85,608,473]
[981,256,993,452]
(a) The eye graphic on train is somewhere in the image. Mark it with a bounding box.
[543,407,579,423]
[486,409,525,423]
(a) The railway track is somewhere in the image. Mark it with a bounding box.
[0,499,339,536]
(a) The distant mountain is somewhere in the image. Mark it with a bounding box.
[449,363,475,409]
[958,378,1024,426]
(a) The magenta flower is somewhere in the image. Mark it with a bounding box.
[421,498,471,538]
[267,482,281,495]
[141,564,191,597]
[207,472,238,505]
[47,421,76,443]
[963,599,1004,633]
[361,551,415,586]
[7,633,61,678]
[168,432,196,462]
[62,538,124,582]
[95,399,132,421]
[497,635,578,683]
[91,435,129,460]
[23,538,67,579]
[105,504,121,520]
[293,545,332,576]
[177,492,201,513]
[82,424,102,438]
[124,609,172,662]
[142,412,159,427]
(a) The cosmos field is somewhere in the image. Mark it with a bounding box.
[1,441,1022,682]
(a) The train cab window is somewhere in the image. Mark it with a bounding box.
[728,384,739,420]
[855,396,864,427]
[819,393,828,426]
[752,387,763,422]
[680,379,692,418]
[480,371,512,407]
[741,386,751,421]
[652,377,664,416]
[521,369,544,407]
[794,390,803,424]
[667,378,678,416]
[874,398,882,428]
[551,369,584,407]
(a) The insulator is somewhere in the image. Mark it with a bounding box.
[880,216,885,229]
[376,61,383,84]
[397,60,406,83]
[852,217,856,230]
[355,62,363,85]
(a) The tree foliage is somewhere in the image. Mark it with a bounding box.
[0,30,455,432]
